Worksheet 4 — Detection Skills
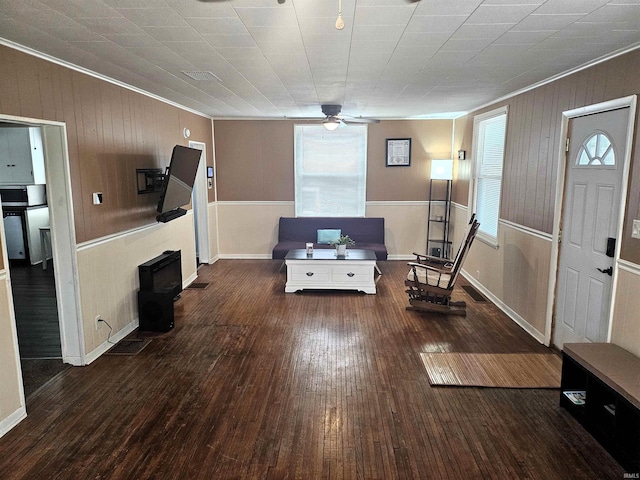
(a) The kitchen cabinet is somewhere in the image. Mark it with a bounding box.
[0,127,45,185]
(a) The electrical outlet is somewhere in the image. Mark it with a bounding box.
[95,315,102,331]
[633,220,640,239]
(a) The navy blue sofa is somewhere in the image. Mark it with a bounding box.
[272,217,388,261]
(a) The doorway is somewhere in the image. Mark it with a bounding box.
[0,114,84,406]
[549,96,637,348]
[189,140,210,266]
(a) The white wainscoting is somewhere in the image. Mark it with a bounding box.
[0,270,26,438]
[453,203,552,344]
[77,213,198,357]
[611,261,640,358]
[216,201,431,259]
[216,202,294,259]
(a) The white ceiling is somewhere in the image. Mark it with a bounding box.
[1,0,640,120]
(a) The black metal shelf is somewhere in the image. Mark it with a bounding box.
[426,179,452,259]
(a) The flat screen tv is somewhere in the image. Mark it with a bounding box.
[156,145,202,223]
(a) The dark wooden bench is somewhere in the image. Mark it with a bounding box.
[561,343,640,471]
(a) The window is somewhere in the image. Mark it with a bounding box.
[294,124,367,217]
[577,131,615,166]
[472,107,507,245]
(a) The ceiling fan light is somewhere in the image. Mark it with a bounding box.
[323,118,340,131]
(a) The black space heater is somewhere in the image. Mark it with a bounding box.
[137,250,182,332]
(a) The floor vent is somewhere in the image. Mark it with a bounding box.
[106,338,150,356]
[187,282,210,290]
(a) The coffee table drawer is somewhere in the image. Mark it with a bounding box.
[331,265,371,283]
[290,265,331,283]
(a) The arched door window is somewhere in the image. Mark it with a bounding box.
[577,132,615,166]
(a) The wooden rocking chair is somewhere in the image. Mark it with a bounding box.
[405,218,480,316]
[412,213,476,270]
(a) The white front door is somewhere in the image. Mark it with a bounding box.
[553,108,629,348]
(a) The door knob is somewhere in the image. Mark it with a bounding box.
[597,266,613,276]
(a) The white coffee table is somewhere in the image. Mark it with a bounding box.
[284,248,378,294]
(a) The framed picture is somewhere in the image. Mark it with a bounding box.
[386,138,411,166]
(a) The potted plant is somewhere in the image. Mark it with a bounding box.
[331,234,356,256]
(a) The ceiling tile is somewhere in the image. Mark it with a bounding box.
[40,0,121,18]
[533,0,609,16]
[115,7,187,27]
[143,26,202,42]
[406,15,467,33]
[185,17,248,36]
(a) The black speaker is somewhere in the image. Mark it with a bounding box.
[138,290,174,332]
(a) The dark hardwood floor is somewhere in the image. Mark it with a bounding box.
[0,260,625,479]
[9,262,66,398]
[10,262,62,359]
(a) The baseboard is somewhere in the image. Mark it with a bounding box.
[206,255,220,264]
[218,254,273,259]
[0,405,27,439]
[461,270,546,345]
[388,254,418,260]
[184,271,198,288]
[84,318,139,365]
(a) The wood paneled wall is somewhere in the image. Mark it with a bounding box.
[214,119,453,202]
[452,49,640,264]
[214,120,295,202]
[0,45,213,244]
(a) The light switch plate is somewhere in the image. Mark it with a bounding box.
[93,192,103,205]
[632,219,640,239]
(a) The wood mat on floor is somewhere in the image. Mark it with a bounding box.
[420,352,562,388]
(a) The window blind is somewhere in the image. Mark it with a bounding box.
[294,125,367,217]
[474,113,506,241]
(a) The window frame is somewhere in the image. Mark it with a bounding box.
[470,106,508,247]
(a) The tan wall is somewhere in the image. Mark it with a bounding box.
[214,119,454,202]
[367,120,453,201]
[215,201,436,259]
[453,49,640,245]
[452,116,473,206]
[0,272,24,436]
[366,203,428,257]
[0,202,24,436]
[456,206,552,341]
[208,203,220,261]
[217,202,295,257]
[214,121,295,202]
[213,118,455,259]
[0,44,215,434]
[457,49,640,349]
[611,266,640,357]
[0,44,214,244]
[77,214,198,356]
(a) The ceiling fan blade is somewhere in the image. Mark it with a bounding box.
[284,117,323,121]
[341,117,380,124]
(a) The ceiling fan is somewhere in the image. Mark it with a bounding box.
[294,104,380,131]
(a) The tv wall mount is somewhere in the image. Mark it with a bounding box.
[136,168,166,194]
